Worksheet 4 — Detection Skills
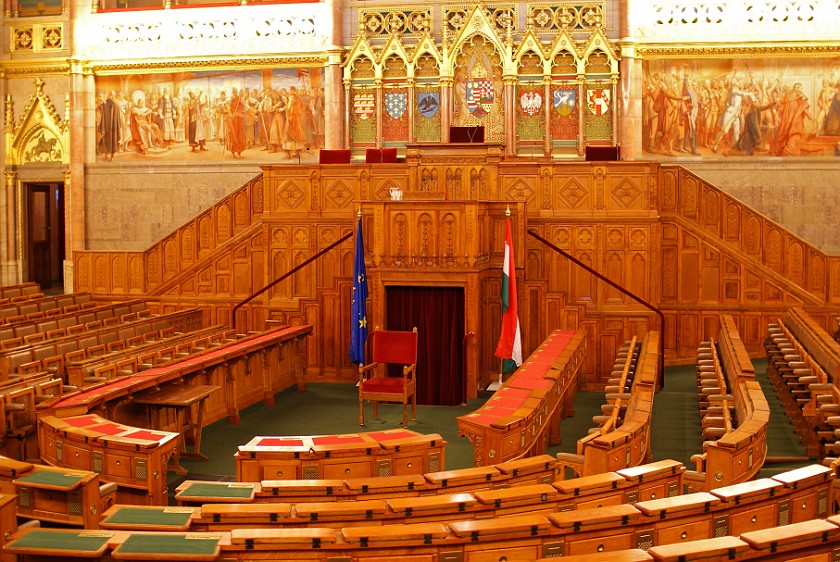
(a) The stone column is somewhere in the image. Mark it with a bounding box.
[440,76,452,143]
[504,76,516,157]
[618,0,641,161]
[325,51,344,150]
[576,76,585,156]
[64,59,90,293]
[2,171,19,285]
[324,0,344,150]
[543,76,552,156]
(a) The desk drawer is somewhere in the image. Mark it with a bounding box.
[323,461,371,479]
[104,452,133,480]
[261,462,299,481]
[60,442,92,471]
[567,532,635,556]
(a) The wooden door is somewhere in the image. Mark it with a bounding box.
[26,183,64,290]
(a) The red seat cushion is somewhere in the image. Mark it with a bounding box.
[362,377,408,393]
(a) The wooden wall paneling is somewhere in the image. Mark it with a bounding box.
[197,211,214,260]
[146,246,162,288]
[320,289,340,379]
[269,224,291,301]
[233,189,251,234]
[480,275,502,385]
[603,250,624,304]
[302,303,319,382]
[701,245,721,303]
[740,312,765,350]
[764,225,784,275]
[807,251,826,300]
[701,182,721,236]
[701,314,720,345]
[109,253,126,294]
[180,222,196,268]
[660,167,678,213]
[659,223,679,303]
[162,236,178,282]
[605,170,648,213]
[251,176,264,216]
[677,311,700,358]
[787,240,805,289]
[525,284,544,359]
[214,254,231,296]
[215,201,232,246]
[572,247,596,304]
[679,168,699,220]
[680,232,700,304]
[662,312,678,360]
[580,319,599,388]
[831,259,840,304]
[553,170,593,214]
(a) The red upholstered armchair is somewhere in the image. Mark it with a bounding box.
[358,327,418,428]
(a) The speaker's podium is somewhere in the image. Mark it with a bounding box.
[449,126,484,143]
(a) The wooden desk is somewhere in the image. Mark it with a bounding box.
[13,467,102,528]
[133,384,220,474]
[101,505,199,531]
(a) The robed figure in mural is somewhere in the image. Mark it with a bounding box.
[770,83,811,156]
[225,87,247,158]
[98,91,121,161]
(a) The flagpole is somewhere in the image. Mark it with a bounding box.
[488,205,512,392]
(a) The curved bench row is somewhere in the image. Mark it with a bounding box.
[688,314,769,492]
[3,463,832,561]
[457,329,587,467]
[557,331,659,479]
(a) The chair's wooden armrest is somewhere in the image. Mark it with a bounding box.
[359,362,379,374]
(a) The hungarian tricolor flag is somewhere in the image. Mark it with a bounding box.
[494,216,522,373]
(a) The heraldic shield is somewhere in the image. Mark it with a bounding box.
[385,92,407,119]
[586,88,611,116]
[554,89,577,117]
[466,65,494,118]
[417,92,439,119]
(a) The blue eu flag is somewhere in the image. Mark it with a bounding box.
[349,217,368,364]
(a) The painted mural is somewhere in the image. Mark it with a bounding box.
[95,68,325,162]
[643,58,840,158]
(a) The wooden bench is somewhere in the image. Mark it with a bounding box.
[4,462,833,560]
[457,329,587,467]
[557,332,659,479]
[686,315,769,492]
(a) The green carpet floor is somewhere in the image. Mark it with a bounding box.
[172,361,813,486]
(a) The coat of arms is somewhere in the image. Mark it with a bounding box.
[519,89,543,117]
[353,92,375,120]
[417,92,439,119]
[466,64,494,118]
[385,92,407,119]
[554,90,576,117]
[586,88,611,116]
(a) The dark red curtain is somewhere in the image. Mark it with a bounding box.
[386,286,465,406]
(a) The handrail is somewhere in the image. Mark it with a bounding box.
[527,229,666,389]
[231,231,353,329]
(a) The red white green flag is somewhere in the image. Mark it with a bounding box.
[494,216,522,373]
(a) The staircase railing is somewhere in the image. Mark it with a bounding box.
[528,229,666,389]
[231,231,353,330]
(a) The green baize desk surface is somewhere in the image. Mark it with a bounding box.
[102,506,196,530]
[112,533,221,560]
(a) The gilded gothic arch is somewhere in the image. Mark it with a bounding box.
[5,78,69,167]
[343,2,619,156]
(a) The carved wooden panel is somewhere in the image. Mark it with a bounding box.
[72,161,840,393]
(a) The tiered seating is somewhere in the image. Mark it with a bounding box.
[457,329,587,467]
[0,282,41,301]
[3,462,834,561]
[0,299,148,349]
[686,315,769,491]
[766,307,840,458]
[0,292,94,323]
[40,323,313,430]
[556,331,659,478]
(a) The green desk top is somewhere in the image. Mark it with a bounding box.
[177,482,256,500]
[14,470,87,489]
[7,529,111,554]
[102,507,195,530]
[113,533,221,559]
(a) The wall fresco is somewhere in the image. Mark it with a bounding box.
[643,58,840,158]
[95,68,325,162]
